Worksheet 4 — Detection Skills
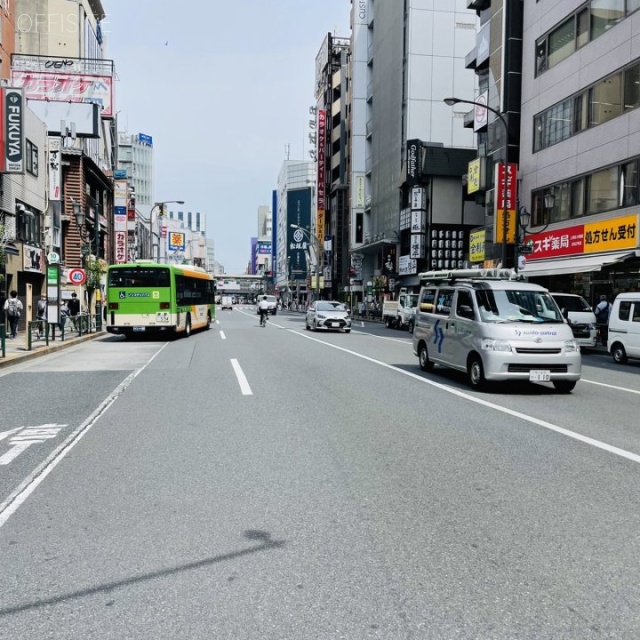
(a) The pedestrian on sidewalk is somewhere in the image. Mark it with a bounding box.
[67,292,80,331]
[4,290,23,339]
[594,294,611,346]
[59,301,69,333]
[35,294,47,339]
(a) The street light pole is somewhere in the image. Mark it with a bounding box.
[444,97,511,267]
[290,224,321,303]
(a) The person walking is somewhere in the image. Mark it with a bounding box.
[594,294,611,346]
[4,290,23,339]
[35,294,47,339]
[67,292,80,331]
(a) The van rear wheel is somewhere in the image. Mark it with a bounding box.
[419,344,434,371]
[612,343,628,364]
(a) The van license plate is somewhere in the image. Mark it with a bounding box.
[132,326,146,332]
[529,370,550,381]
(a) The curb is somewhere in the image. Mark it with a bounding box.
[0,332,105,369]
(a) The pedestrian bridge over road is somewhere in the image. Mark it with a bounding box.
[215,275,266,299]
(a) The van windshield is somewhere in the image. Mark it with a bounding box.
[476,289,564,323]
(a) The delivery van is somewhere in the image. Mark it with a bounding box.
[549,293,597,349]
[412,269,581,392]
[220,295,234,310]
[607,293,640,364]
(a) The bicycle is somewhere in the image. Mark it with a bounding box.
[259,311,268,327]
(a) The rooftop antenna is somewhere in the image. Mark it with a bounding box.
[285,143,290,160]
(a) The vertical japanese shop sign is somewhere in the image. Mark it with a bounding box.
[4,88,25,174]
[316,109,326,251]
[494,163,517,244]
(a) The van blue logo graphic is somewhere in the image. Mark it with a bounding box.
[433,319,445,352]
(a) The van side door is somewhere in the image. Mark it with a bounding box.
[449,289,477,369]
[433,287,455,363]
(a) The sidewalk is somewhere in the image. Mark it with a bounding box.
[0,328,105,369]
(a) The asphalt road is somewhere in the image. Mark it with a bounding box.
[1,308,639,639]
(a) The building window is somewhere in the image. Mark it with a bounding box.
[548,18,576,68]
[534,61,640,152]
[576,8,590,48]
[536,0,630,76]
[624,61,640,109]
[533,155,640,221]
[588,166,619,213]
[571,178,587,217]
[26,140,38,176]
[620,161,639,207]
[590,0,624,39]
[590,75,622,126]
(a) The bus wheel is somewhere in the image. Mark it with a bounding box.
[185,315,192,338]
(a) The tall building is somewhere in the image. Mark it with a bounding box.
[117,133,154,208]
[254,205,272,276]
[0,0,17,78]
[460,0,640,305]
[3,0,115,307]
[348,0,482,305]
[274,160,315,303]
[314,32,350,298]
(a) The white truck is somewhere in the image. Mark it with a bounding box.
[382,289,419,332]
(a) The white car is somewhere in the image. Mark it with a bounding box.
[550,293,597,349]
[306,301,352,333]
[256,295,278,315]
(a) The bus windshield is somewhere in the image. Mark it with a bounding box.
[108,267,170,288]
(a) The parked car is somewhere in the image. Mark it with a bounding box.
[608,292,640,364]
[306,301,352,333]
[549,293,597,349]
[255,294,278,315]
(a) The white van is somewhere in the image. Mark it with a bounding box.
[607,293,640,364]
[549,293,597,349]
[412,269,581,392]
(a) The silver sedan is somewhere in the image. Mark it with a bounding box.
[305,301,352,333]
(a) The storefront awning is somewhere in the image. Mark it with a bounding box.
[522,252,636,277]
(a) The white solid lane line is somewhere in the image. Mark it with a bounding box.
[230,358,253,395]
[581,377,640,395]
[290,329,640,466]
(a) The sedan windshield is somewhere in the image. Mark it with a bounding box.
[475,289,563,323]
[316,302,347,312]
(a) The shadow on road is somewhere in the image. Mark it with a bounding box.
[0,529,285,617]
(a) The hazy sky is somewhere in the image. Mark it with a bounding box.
[104,1,351,273]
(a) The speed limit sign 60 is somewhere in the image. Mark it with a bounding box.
[68,268,86,285]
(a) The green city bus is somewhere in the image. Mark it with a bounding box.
[106,261,216,338]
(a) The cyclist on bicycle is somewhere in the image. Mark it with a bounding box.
[258,295,270,326]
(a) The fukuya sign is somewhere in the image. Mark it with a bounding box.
[2,88,25,174]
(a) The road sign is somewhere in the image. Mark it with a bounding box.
[68,268,86,285]
[47,251,60,264]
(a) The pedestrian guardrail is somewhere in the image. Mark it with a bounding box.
[0,323,5,358]
[27,320,49,350]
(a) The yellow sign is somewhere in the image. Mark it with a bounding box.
[494,209,516,244]
[583,214,639,253]
[316,209,325,250]
[467,158,481,195]
[469,229,486,262]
